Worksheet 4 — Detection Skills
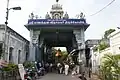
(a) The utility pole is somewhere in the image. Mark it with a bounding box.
[1,0,21,60]
[2,0,10,60]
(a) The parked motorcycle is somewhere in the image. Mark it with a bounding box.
[35,62,45,76]
[24,69,32,80]
[24,67,36,80]
[38,67,45,76]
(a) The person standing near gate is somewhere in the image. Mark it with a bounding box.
[64,63,69,75]
[50,63,53,72]
[57,62,61,74]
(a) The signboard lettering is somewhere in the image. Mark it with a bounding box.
[28,19,86,25]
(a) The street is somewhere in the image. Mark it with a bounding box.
[36,73,101,80]
[37,73,80,80]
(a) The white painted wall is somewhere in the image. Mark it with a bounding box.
[92,47,111,74]
[92,30,120,74]
[109,30,120,55]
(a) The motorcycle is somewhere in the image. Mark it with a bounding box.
[34,62,45,77]
[24,69,32,80]
[38,67,45,76]
[24,67,36,80]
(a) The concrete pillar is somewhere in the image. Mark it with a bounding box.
[72,36,77,49]
[39,37,44,62]
[29,29,33,61]
[34,43,40,62]
[29,30,40,61]
[73,28,86,73]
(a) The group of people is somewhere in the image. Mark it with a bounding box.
[35,61,71,76]
[56,62,87,80]
[57,62,69,75]
[36,62,55,74]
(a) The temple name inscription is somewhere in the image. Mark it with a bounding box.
[28,19,86,25]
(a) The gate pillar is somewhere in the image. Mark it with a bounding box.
[73,29,86,73]
[29,30,40,61]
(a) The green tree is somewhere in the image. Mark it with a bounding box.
[104,29,115,39]
[1,63,18,71]
[94,29,115,52]
[100,54,120,80]
[98,41,109,51]
[60,51,68,62]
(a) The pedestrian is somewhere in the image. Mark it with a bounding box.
[59,64,63,74]
[64,63,69,75]
[57,63,61,74]
[45,63,49,73]
[71,66,77,77]
[50,63,53,72]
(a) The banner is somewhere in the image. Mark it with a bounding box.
[28,19,86,25]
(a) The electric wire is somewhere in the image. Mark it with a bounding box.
[89,0,115,16]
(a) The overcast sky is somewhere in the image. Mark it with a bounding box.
[0,0,120,41]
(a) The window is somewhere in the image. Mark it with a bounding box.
[26,52,29,61]
[0,43,3,58]
[18,50,21,64]
[9,47,13,63]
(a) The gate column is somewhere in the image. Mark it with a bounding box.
[29,30,40,61]
[73,29,86,73]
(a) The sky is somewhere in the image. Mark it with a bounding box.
[0,0,120,42]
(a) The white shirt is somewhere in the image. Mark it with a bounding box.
[65,65,69,69]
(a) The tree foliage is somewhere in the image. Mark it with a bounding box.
[93,41,109,52]
[104,29,115,39]
[52,48,68,63]
[100,54,120,80]
[1,63,18,71]
[98,41,109,51]
[94,29,115,52]
[59,51,68,62]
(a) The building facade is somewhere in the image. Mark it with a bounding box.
[85,39,101,48]
[0,24,29,64]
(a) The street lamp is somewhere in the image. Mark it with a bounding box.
[117,27,120,29]
[2,0,21,60]
[5,6,21,25]
[10,7,21,10]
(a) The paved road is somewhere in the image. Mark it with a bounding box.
[37,73,101,80]
[38,73,80,80]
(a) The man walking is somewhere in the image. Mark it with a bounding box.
[64,63,69,75]
[57,63,61,74]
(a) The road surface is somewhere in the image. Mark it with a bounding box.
[38,73,80,80]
